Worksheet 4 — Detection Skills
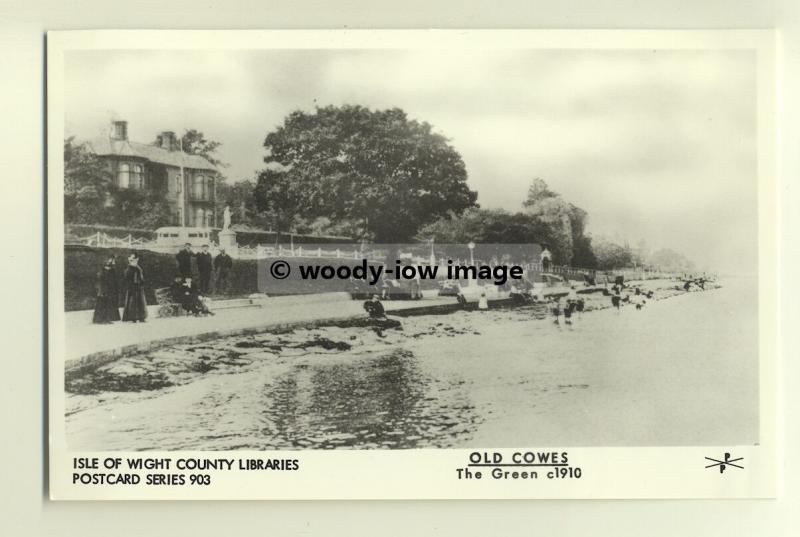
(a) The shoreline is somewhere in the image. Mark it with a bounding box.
[64,277,707,375]
[65,278,732,449]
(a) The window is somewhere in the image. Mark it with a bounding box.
[176,208,183,226]
[176,174,183,194]
[195,207,205,227]
[117,163,130,188]
[193,175,207,200]
[131,164,144,189]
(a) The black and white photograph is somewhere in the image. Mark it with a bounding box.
[46,30,778,500]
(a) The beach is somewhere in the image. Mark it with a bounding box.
[65,277,758,450]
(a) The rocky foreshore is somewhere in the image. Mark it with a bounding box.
[65,278,719,418]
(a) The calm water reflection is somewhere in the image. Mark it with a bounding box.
[264,350,479,449]
[66,279,757,450]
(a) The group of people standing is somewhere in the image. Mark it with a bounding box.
[92,253,148,324]
[91,243,235,325]
[176,243,233,295]
[550,286,585,325]
[172,243,234,316]
[609,280,654,312]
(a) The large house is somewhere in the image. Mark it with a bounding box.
[84,120,218,228]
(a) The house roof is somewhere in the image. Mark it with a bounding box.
[85,136,219,172]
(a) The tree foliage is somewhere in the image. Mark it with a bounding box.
[64,137,112,224]
[591,236,635,270]
[253,168,310,243]
[649,248,695,272]
[417,208,561,263]
[179,129,225,167]
[522,178,597,267]
[106,185,174,229]
[256,105,478,243]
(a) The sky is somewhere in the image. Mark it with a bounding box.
[64,48,758,274]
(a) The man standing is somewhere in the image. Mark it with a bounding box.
[176,243,194,279]
[196,244,213,295]
[214,248,233,295]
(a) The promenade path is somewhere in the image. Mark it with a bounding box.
[63,291,458,368]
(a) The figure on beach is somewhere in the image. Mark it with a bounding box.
[92,256,120,324]
[478,291,489,310]
[122,253,147,322]
[551,296,562,325]
[564,285,579,325]
[611,286,622,312]
[563,300,575,325]
[363,294,401,336]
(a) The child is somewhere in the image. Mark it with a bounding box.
[478,291,489,310]
[611,287,622,311]
[551,297,562,325]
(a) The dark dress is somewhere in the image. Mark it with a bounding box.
[122,264,148,322]
[92,267,121,323]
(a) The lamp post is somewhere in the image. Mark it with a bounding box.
[429,237,436,266]
[178,133,185,228]
[467,241,475,265]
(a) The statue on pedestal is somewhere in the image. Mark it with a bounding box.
[223,205,231,231]
[218,205,238,253]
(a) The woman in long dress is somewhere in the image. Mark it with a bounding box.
[122,253,148,322]
[92,257,121,324]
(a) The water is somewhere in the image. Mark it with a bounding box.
[66,278,758,450]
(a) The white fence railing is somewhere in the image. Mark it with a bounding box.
[67,232,679,280]
[67,232,372,261]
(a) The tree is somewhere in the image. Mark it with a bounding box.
[180,129,225,167]
[649,248,695,272]
[258,105,478,249]
[522,179,575,265]
[64,137,112,224]
[568,205,597,268]
[522,178,597,268]
[215,179,269,228]
[106,186,173,229]
[253,168,309,245]
[592,236,635,270]
[522,177,559,207]
[153,129,226,167]
[417,208,561,264]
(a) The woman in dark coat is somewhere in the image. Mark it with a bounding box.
[122,253,148,322]
[92,257,121,324]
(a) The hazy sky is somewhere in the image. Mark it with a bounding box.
[64,48,757,273]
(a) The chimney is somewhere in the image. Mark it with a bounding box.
[112,120,128,141]
[158,131,177,151]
